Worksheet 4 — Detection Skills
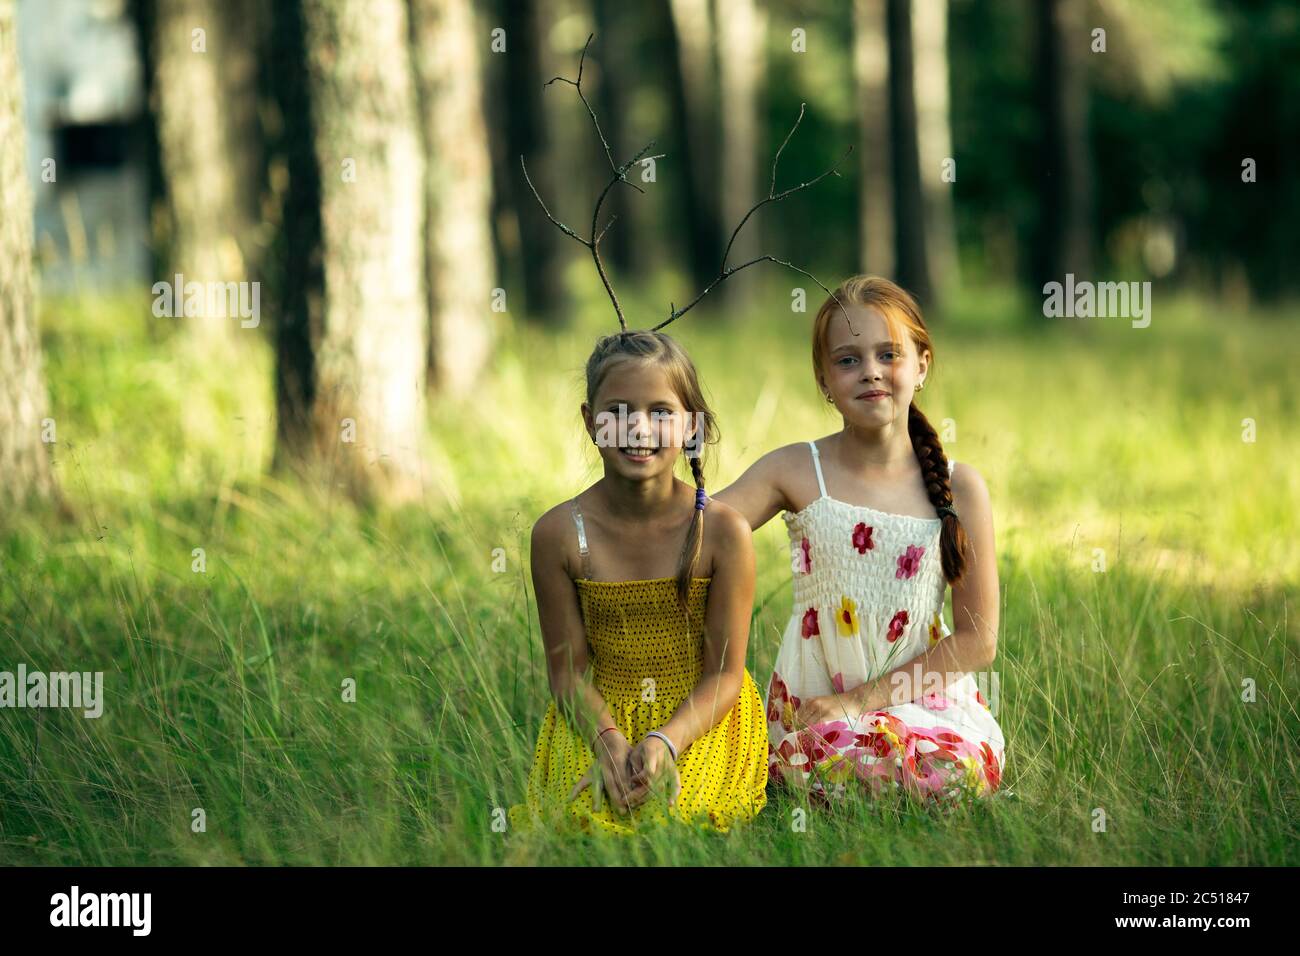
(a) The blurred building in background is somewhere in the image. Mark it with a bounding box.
[17,0,147,292]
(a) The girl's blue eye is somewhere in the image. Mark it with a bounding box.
[880,351,897,360]
[837,356,858,366]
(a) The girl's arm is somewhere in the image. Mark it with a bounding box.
[712,446,793,531]
[855,463,999,710]
[530,507,636,808]
[654,501,757,751]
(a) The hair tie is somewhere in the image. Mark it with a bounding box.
[695,487,709,510]
[936,505,958,520]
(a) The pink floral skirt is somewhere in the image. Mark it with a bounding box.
[767,673,1005,809]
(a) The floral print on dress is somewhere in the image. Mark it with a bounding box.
[801,607,819,639]
[896,544,925,579]
[767,671,801,733]
[773,712,1000,805]
[851,522,874,553]
[770,448,1005,809]
[835,596,860,637]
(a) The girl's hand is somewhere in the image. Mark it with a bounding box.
[569,731,636,814]
[792,693,859,729]
[625,735,681,809]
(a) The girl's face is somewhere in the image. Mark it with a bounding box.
[819,304,929,428]
[582,360,696,480]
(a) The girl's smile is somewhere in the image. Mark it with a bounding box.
[618,446,660,462]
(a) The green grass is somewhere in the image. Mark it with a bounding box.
[1,277,1296,865]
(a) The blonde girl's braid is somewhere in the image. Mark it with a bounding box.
[906,403,968,585]
[674,451,709,611]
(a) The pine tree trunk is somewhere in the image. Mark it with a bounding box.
[267,0,321,473]
[854,0,895,277]
[216,0,268,284]
[666,0,723,293]
[887,0,933,307]
[151,0,244,339]
[1033,0,1093,294]
[716,0,764,311]
[0,1,57,513]
[500,0,564,324]
[409,0,495,396]
[297,0,430,504]
[591,0,639,277]
[912,0,959,300]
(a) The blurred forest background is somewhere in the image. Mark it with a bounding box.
[0,0,1296,865]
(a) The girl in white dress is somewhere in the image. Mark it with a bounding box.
[714,276,1006,808]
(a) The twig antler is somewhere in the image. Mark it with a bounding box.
[520,33,662,331]
[653,103,853,332]
[521,34,855,335]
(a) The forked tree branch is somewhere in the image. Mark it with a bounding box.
[653,103,854,332]
[520,35,854,336]
[520,33,663,330]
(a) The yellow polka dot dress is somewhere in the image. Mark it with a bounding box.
[509,577,769,835]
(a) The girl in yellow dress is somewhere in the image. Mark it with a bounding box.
[509,330,769,835]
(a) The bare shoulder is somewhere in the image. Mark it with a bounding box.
[702,497,755,579]
[950,462,992,519]
[531,499,578,565]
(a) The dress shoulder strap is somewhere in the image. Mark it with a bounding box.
[808,440,829,498]
[947,458,955,477]
[569,498,592,580]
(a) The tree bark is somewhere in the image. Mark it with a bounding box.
[499,0,564,324]
[0,1,58,514]
[716,0,765,310]
[854,0,894,277]
[150,0,245,339]
[267,0,321,474]
[409,0,495,395]
[591,0,638,276]
[887,0,933,307]
[666,0,723,293]
[1033,0,1093,294]
[911,0,959,300]
[293,0,430,505]
[215,0,269,284]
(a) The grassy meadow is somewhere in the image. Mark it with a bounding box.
[1,275,1296,865]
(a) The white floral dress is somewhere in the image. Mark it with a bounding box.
[765,440,1006,807]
